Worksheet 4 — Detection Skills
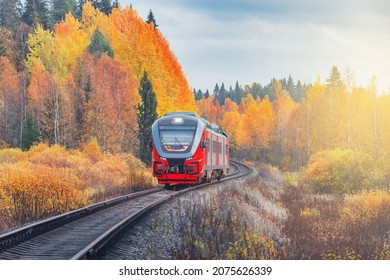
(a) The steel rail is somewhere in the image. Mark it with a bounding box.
[0,161,251,260]
[72,160,251,260]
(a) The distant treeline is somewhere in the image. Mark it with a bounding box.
[193,76,310,105]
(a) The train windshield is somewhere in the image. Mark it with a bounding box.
[159,125,196,152]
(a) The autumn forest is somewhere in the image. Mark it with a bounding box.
[1,0,390,259]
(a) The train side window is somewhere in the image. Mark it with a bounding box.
[212,140,217,154]
[206,139,210,152]
[218,143,222,155]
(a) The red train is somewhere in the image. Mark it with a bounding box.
[151,112,229,187]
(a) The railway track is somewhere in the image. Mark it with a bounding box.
[0,160,251,260]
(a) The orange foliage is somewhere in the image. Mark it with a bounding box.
[0,57,20,145]
[84,55,139,153]
[24,3,196,151]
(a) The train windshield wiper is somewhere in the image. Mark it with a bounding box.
[175,136,184,148]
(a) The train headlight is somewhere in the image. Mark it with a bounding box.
[186,157,193,161]
[172,117,184,124]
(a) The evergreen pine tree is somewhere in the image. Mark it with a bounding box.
[0,0,21,30]
[204,89,210,99]
[233,81,243,104]
[218,83,227,105]
[94,0,112,15]
[326,65,344,91]
[137,70,158,165]
[87,27,114,58]
[213,83,219,95]
[287,75,300,101]
[146,9,158,29]
[49,0,77,25]
[84,74,93,102]
[228,85,233,100]
[196,89,203,101]
[21,116,39,150]
[22,0,50,29]
[74,0,86,19]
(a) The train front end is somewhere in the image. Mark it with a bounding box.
[151,113,205,186]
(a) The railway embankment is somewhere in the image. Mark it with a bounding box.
[101,163,287,260]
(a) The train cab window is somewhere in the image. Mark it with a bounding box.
[159,125,196,152]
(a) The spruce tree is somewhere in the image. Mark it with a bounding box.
[50,0,77,25]
[92,0,112,15]
[0,0,21,30]
[74,0,86,19]
[217,83,227,105]
[87,27,114,58]
[21,116,39,150]
[195,89,203,101]
[146,9,158,29]
[22,0,50,29]
[233,81,243,104]
[137,70,158,165]
[326,65,344,91]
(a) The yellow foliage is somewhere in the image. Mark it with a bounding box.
[300,207,320,218]
[0,148,25,164]
[340,190,390,230]
[0,142,157,231]
[83,138,103,163]
[301,149,376,193]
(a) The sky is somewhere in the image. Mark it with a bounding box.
[121,0,390,93]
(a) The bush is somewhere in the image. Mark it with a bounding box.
[0,148,25,164]
[281,185,390,259]
[301,149,376,193]
[340,190,390,238]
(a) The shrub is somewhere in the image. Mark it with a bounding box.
[340,190,390,238]
[301,149,375,193]
[0,162,87,226]
[0,148,25,164]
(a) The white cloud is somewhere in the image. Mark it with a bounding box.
[124,0,390,92]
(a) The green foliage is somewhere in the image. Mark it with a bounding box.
[326,65,344,91]
[146,9,158,29]
[87,27,114,58]
[137,71,158,165]
[50,0,77,25]
[91,0,112,15]
[301,149,377,193]
[22,0,50,29]
[21,116,39,150]
[0,0,21,31]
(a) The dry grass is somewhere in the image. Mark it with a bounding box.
[169,162,390,260]
[170,164,286,259]
[0,142,157,232]
[281,185,390,259]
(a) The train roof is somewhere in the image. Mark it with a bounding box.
[164,112,197,117]
[160,112,229,139]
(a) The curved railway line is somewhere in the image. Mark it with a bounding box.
[0,160,251,260]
